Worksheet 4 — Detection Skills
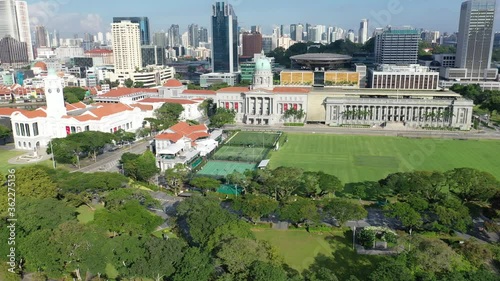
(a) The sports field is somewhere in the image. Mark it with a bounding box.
[197,161,256,177]
[213,146,269,162]
[269,133,500,183]
[227,131,281,148]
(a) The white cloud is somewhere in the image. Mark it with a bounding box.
[28,1,105,35]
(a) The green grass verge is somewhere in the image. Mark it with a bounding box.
[105,263,119,279]
[76,204,104,224]
[269,133,500,183]
[253,228,384,280]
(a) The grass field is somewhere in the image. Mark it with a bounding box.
[76,204,104,224]
[0,149,25,173]
[213,146,269,162]
[253,229,384,280]
[269,133,500,183]
[197,161,256,177]
[228,131,281,148]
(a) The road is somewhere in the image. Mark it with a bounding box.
[74,140,150,173]
[225,124,500,140]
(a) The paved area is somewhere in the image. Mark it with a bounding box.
[7,147,52,165]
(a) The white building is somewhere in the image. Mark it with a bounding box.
[108,66,175,88]
[112,20,142,74]
[14,1,33,61]
[200,73,239,88]
[368,64,440,90]
[359,19,369,44]
[154,122,220,171]
[55,46,84,59]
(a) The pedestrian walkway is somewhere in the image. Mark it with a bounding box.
[8,148,51,165]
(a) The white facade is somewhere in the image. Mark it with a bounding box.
[112,21,142,74]
[0,0,19,40]
[200,73,239,88]
[55,46,84,59]
[369,65,440,90]
[108,66,175,88]
[14,1,33,61]
[359,19,368,44]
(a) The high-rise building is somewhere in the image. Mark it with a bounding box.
[242,32,262,57]
[188,24,199,48]
[272,27,281,49]
[97,32,104,44]
[105,32,112,45]
[359,19,368,44]
[211,2,238,73]
[375,27,419,65]
[14,0,33,60]
[198,27,209,43]
[35,25,48,48]
[290,24,297,41]
[112,20,142,74]
[0,36,28,67]
[141,45,165,67]
[181,31,189,48]
[347,30,356,42]
[421,30,440,43]
[168,24,180,47]
[0,0,19,40]
[262,35,272,54]
[280,25,284,37]
[296,24,304,42]
[251,25,261,34]
[113,17,150,45]
[455,0,496,79]
[153,31,167,48]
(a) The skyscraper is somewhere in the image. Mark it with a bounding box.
[35,25,48,48]
[455,0,496,79]
[359,19,368,44]
[290,24,297,41]
[198,27,209,43]
[0,0,19,40]
[375,26,420,65]
[14,0,33,60]
[168,24,180,47]
[113,17,150,45]
[153,31,167,48]
[188,24,199,48]
[112,20,142,74]
[242,32,262,57]
[211,2,238,73]
[347,30,356,42]
[296,24,304,42]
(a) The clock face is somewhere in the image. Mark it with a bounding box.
[48,89,52,94]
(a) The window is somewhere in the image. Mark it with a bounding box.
[33,123,39,136]
[15,123,20,136]
[25,124,30,137]
[85,126,90,131]
[71,126,76,133]
[20,123,25,136]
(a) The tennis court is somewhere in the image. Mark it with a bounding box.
[197,161,256,177]
[227,131,281,148]
[213,146,269,162]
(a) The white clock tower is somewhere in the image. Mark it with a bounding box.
[44,69,67,119]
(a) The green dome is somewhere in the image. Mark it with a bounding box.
[255,58,272,72]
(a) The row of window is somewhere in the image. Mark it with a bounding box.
[15,122,39,137]
[109,122,133,133]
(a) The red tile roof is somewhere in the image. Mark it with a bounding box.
[65,101,87,111]
[182,89,216,95]
[99,88,158,98]
[217,87,250,93]
[11,108,47,118]
[139,98,197,105]
[33,61,47,70]
[0,108,17,117]
[163,79,183,87]
[130,103,154,111]
[155,132,184,142]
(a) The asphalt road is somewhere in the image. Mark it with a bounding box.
[74,141,150,173]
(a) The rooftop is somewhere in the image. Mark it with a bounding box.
[98,88,158,98]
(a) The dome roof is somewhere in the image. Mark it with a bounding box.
[255,58,272,72]
[33,61,47,70]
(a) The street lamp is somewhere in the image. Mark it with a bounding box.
[49,140,56,169]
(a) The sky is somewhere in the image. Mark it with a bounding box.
[25,0,500,36]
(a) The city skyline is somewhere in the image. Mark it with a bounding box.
[24,0,500,36]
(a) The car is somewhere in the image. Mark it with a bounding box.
[109,146,120,152]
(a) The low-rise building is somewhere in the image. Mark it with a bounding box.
[200,73,240,88]
[368,64,439,90]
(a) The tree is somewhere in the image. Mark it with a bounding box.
[321,199,368,226]
[446,168,500,203]
[249,261,288,281]
[172,248,213,281]
[189,177,221,194]
[412,238,464,275]
[455,240,493,269]
[316,171,343,196]
[124,78,134,88]
[386,202,422,233]
[133,81,145,88]
[68,131,115,162]
[369,257,414,281]
[304,267,339,281]
[209,108,236,128]
[205,219,254,251]
[47,138,82,165]
[0,124,12,142]
[17,198,75,236]
[121,151,159,182]
[215,238,281,277]
[155,103,185,129]
[226,171,249,193]
[265,167,304,201]
[279,197,319,226]
[232,194,279,222]
[15,166,57,199]
[164,164,188,195]
[299,172,321,198]
[114,129,136,144]
[432,196,472,233]
[102,188,159,210]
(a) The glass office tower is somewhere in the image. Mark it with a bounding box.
[211,2,238,73]
[113,17,150,45]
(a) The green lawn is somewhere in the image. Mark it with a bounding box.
[269,133,500,183]
[0,147,56,174]
[76,204,104,224]
[253,229,384,280]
